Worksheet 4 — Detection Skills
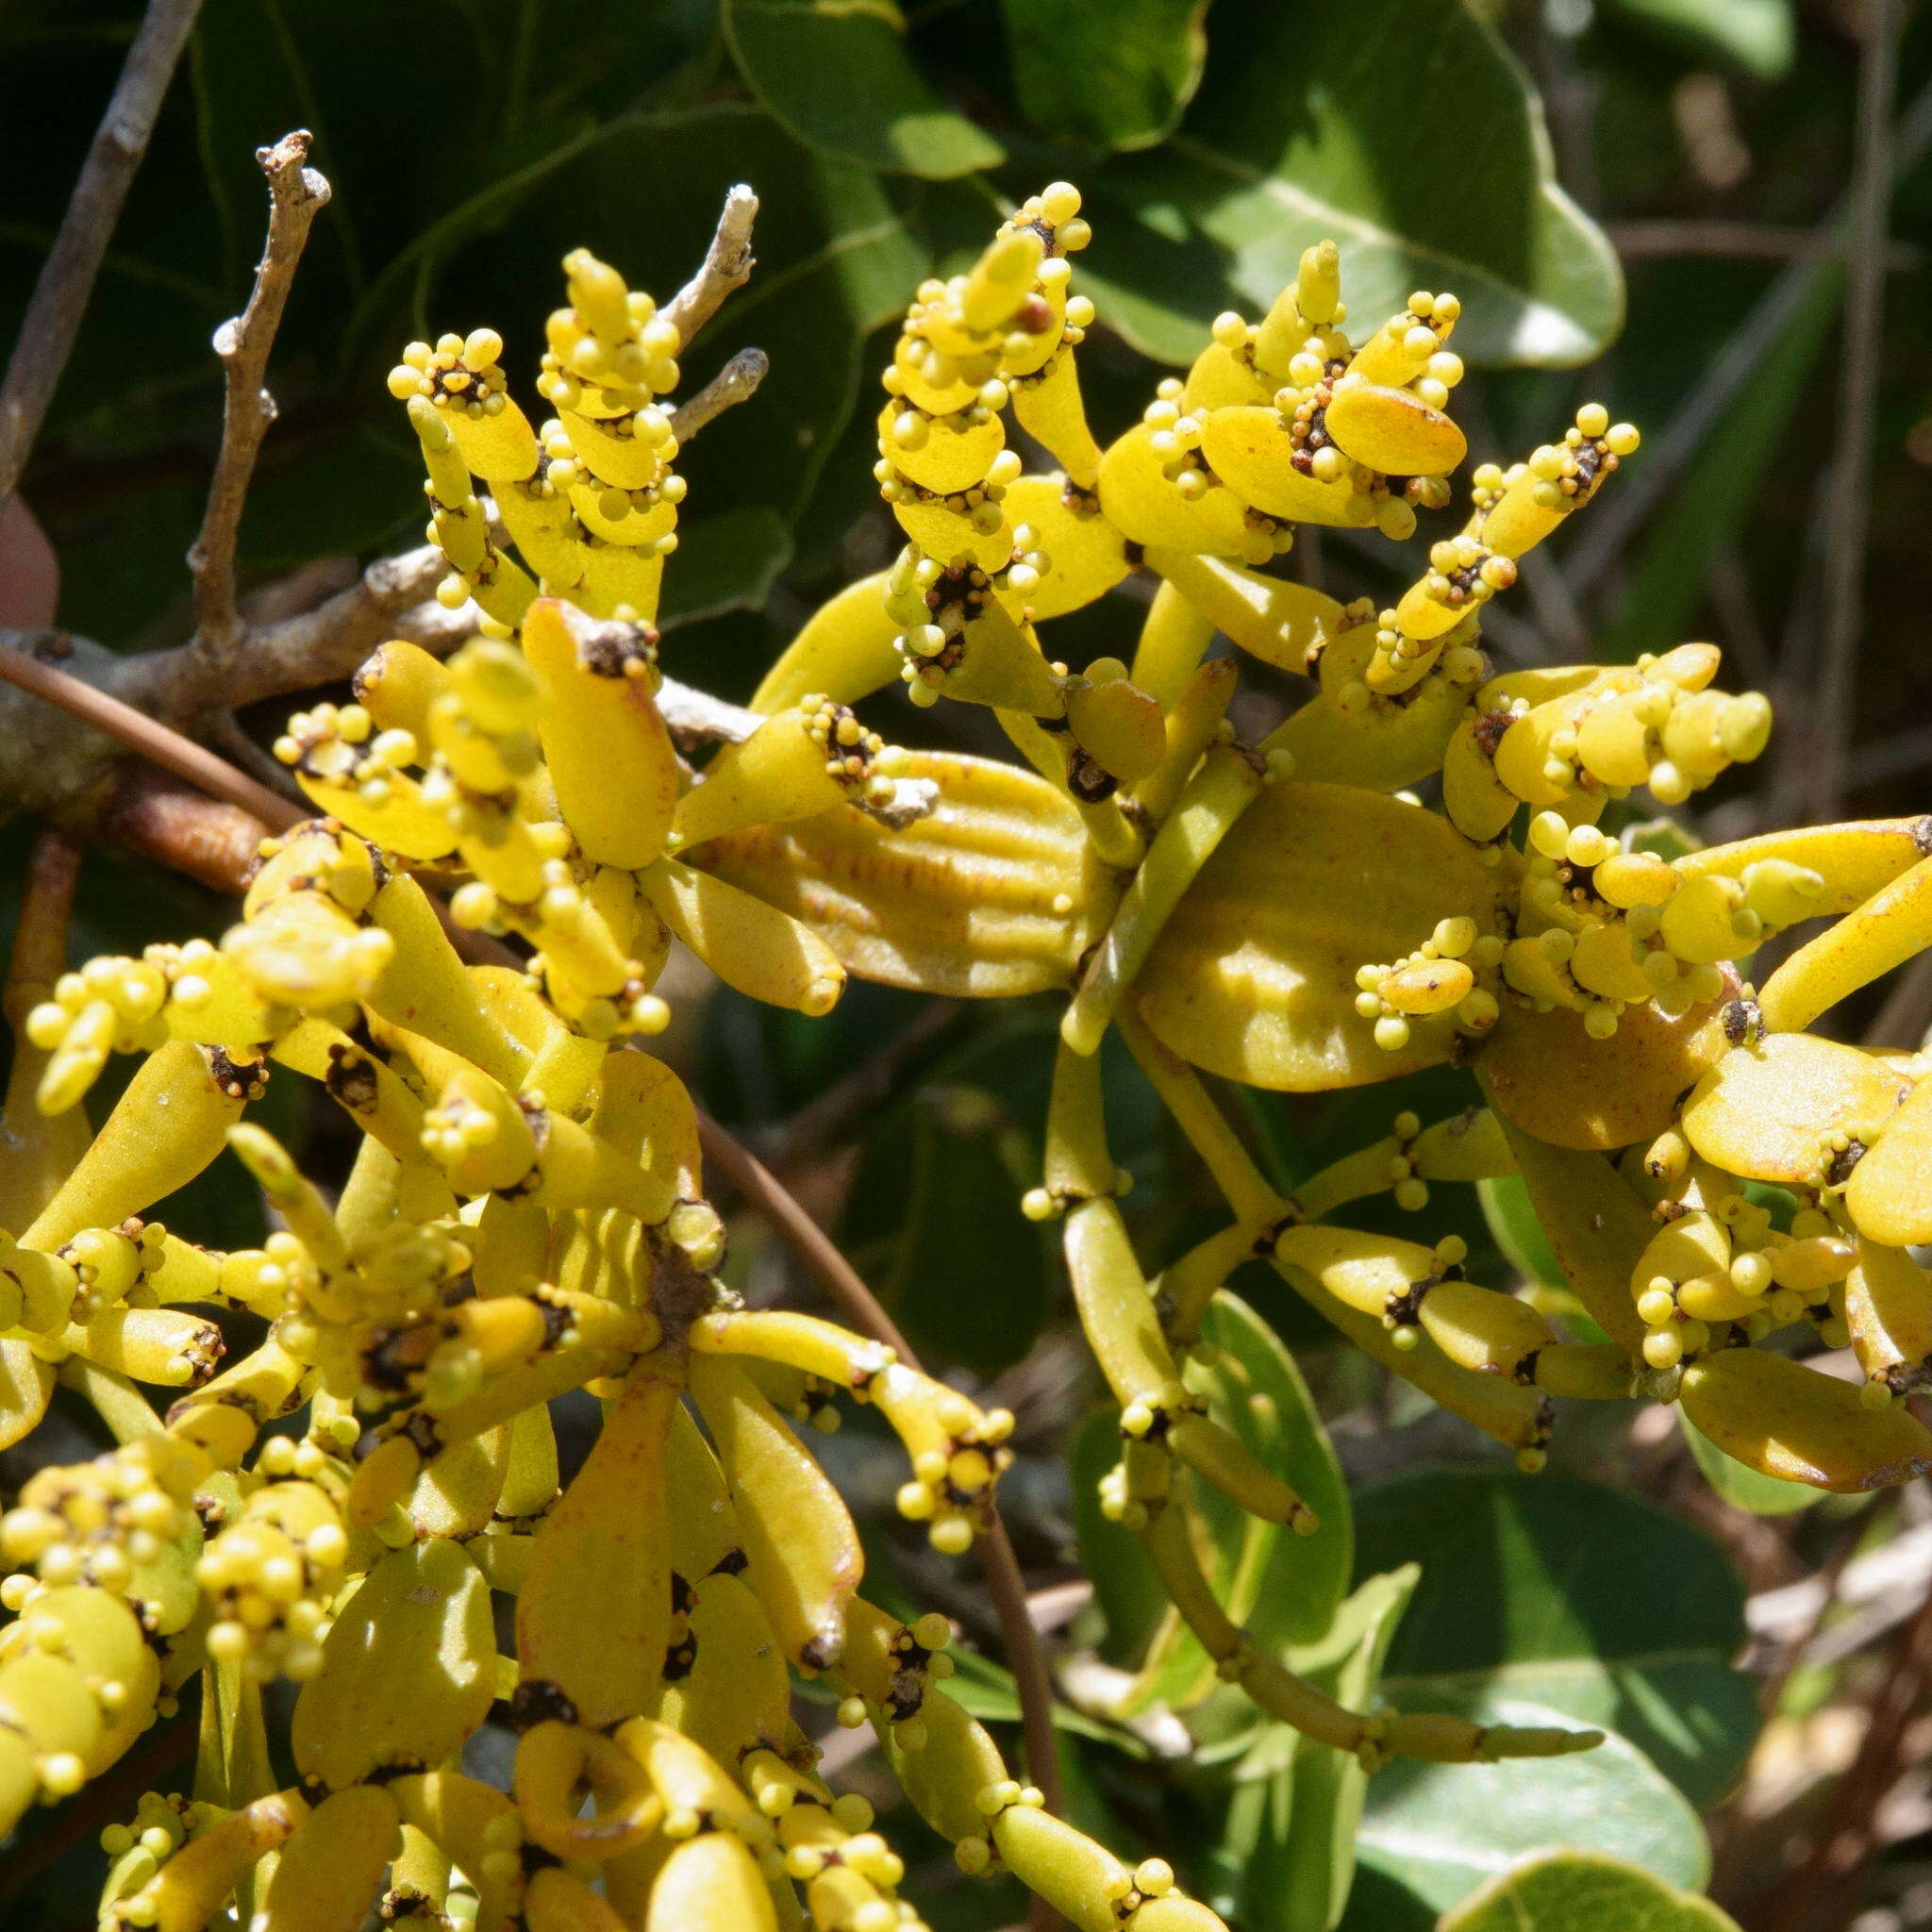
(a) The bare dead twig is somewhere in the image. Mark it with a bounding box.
[1760,1573,1932,1932]
[99,767,270,895]
[693,1112,1069,1867]
[0,586,791,830]
[664,185,759,345]
[6,827,84,1015]
[187,131,332,672]
[1807,1,1898,822]
[0,641,300,830]
[0,0,204,513]
[763,997,971,1174]
[1867,949,1932,1050]
[670,348,769,442]
[1607,220,1920,268]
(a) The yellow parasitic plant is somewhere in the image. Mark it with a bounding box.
[0,182,1925,1932]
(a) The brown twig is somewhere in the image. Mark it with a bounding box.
[98,766,271,895]
[0,0,204,513]
[693,1111,1068,1841]
[1806,0,1898,822]
[670,348,769,442]
[664,185,759,344]
[1760,1575,1932,1932]
[6,827,84,1019]
[187,131,332,672]
[0,1708,196,1905]
[763,997,970,1175]
[0,640,300,830]
[1607,219,1919,268]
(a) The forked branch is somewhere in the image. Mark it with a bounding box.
[187,130,333,672]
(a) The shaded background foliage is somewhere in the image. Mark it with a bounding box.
[3,1,1932,1928]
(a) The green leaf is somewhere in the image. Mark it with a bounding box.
[1478,1174,1565,1291]
[1070,1406,1173,1668]
[723,0,1004,178]
[1682,1413,1821,1517]
[1076,0,1622,368]
[658,509,794,630]
[939,1645,1147,1753]
[875,1085,1049,1377]
[1000,0,1208,151]
[1209,1567,1419,1932]
[1116,1289,1352,1715]
[1602,0,1794,80]
[1200,1291,1353,1652]
[1349,1699,1709,1929]
[1440,1848,1742,1932]
[1354,1469,1758,1808]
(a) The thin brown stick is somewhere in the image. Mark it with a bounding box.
[187,131,332,670]
[6,828,84,1020]
[1806,0,1898,821]
[669,348,769,442]
[664,186,759,344]
[693,1110,1068,1838]
[1607,219,1919,267]
[99,767,271,895]
[0,0,204,513]
[1759,1574,1932,1932]
[0,1709,195,1905]
[0,641,300,830]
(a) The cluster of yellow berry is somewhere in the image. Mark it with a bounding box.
[0,181,1925,1932]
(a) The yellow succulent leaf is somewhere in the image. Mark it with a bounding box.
[1196,407,1375,525]
[690,750,1118,997]
[999,475,1131,621]
[1323,381,1466,476]
[1181,340,1273,413]
[1680,1348,1932,1492]
[1845,1074,1932,1247]
[1682,1032,1912,1185]
[1134,782,1500,1091]
[1096,422,1250,553]
[1481,992,1730,1152]
[291,1539,494,1789]
[1676,818,1932,916]
[878,399,1006,497]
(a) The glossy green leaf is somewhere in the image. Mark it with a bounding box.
[1682,1413,1821,1517]
[658,510,794,631]
[723,0,1004,177]
[1208,1567,1418,1932]
[1070,1407,1172,1669]
[1477,1173,1565,1291]
[1076,0,1622,367]
[1203,1291,1353,1650]
[1441,1848,1742,1932]
[1001,0,1208,150]
[1117,1290,1352,1714]
[1349,1699,1709,1930]
[1602,0,1794,80]
[1354,1469,1758,1807]
[935,1645,1144,1752]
